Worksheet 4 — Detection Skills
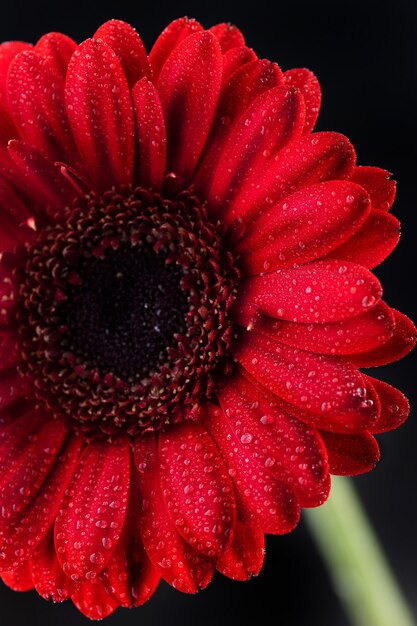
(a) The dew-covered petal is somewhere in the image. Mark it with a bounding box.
[135,435,215,593]
[94,20,152,86]
[157,31,222,182]
[320,430,379,475]
[209,23,245,51]
[208,86,305,213]
[55,438,130,583]
[218,373,330,507]
[8,50,79,165]
[226,132,356,230]
[158,422,235,557]
[1,560,33,591]
[205,403,300,534]
[65,38,135,191]
[236,181,370,274]
[149,17,203,80]
[0,432,82,572]
[132,78,166,190]
[324,209,400,269]
[364,375,410,434]
[35,32,77,80]
[234,260,382,327]
[216,521,264,581]
[235,332,379,432]
[72,579,118,620]
[256,301,395,355]
[221,46,257,84]
[283,68,321,133]
[0,42,32,142]
[31,526,76,602]
[351,310,416,367]
[350,166,396,212]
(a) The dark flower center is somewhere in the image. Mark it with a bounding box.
[63,244,189,380]
[12,186,239,439]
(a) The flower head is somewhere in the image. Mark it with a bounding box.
[0,17,414,619]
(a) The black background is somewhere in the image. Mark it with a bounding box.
[0,1,416,624]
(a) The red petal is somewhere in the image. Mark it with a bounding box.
[351,310,416,367]
[132,78,166,190]
[0,432,82,571]
[0,367,31,413]
[1,560,33,591]
[55,438,130,583]
[234,260,382,326]
[205,403,300,534]
[135,435,215,593]
[157,31,222,181]
[194,59,283,197]
[65,38,134,191]
[221,47,257,84]
[283,68,321,133]
[159,422,235,556]
[149,17,203,80]
[0,179,33,251]
[217,521,264,581]
[351,166,396,211]
[257,301,395,355]
[209,23,245,51]
[35,32,77,80]
[0,332,21,371]
[364,375,410,433]
[8,50,79,165]
[31,526,76,602]
[94,20,152,86]
[0,42,32,141]
[99,468,160,608]
[320,430,379,475]
[218,373,329,507]
[237,181,370,274]
[208,86,305,213]
[324,209,400,269]
[235,332,379,432]
[227,132,356,230]
[72,580,118,619]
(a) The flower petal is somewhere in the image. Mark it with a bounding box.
[135,435,215,593]
[235,332,379,432]
[55,438,130,583]
[94,19,152,86]
[364,375,410,434]
[72,580,118,620]
[209,23,245,51]
[218,372,329,507]
[1,561,33,591]
[227,131,356,230]
[221,47,257,84]
[234,260,382,326]
[157,31,222,181]
[149,17,203,79]
[324,209,400,269]
[350,166,396,211]
[320,430,379,475]
[35,32,77,80]
[351,310,416,366]
[236,181,370,274]
[7,50,79,165]
[65,38,134,191]
[0,42,32,142]
[159,422,235,556]
[31,527,76,602]
[205,403,300,534]
[283,68,321,133]
[132,78,166,190]
[257,301,395,355]
[208,86,305,214]
[216,521,264,581]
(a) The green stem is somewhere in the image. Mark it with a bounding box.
[304,476,416,626]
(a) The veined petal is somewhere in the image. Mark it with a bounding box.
[65,38,135,191]
[157,31,222,181]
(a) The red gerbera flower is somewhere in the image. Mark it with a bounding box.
[0,17,414,619]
